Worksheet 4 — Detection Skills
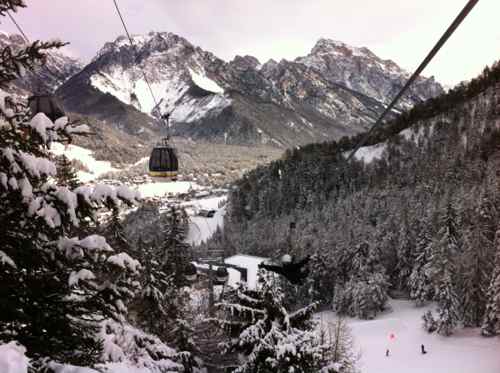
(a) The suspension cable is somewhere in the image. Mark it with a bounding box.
[6,10,29,43]
[345,0,480,163]
[112,0,169,136]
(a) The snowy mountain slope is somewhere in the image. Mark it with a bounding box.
[57,31,443,147]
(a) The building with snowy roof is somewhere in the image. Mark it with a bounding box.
[224,254,268,290]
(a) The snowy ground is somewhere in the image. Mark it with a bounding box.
[50,142,119,182]
[184,196,226,245]
[316,299,500,373]
[134,180,198,199]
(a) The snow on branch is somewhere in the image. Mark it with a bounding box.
[98,319,182,372]
[28,114,91,145]
[75,184,141,209]
[68,268,96,287]
[0,341,29,373]
[0,250,16,268]
[107,252,141,273]
[57,235,112,259]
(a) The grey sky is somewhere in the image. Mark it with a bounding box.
[3,0,499,86]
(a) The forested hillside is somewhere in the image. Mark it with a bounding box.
[212,61,500,333]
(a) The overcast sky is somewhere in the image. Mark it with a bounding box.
[2,0,499,86]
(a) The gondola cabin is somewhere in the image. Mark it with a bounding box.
[148,141,179,180]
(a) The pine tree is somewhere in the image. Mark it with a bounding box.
[396,213,414,291]
[334,242,389,319]
[169,316,199,373]
[409,217,433,306]
[429,200,460,336]
[105,207,130,253]
[462,191,496,327]
[318,317,358,373]
[0,4,140,365]
[162,206,192,288]
[128,236,200,372]
[481,229,500,336]
[216,270,341,373]
[55,154,80,189]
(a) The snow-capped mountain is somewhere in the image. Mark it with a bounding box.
[0,32,83,95]
[57,31,443,147]
[295,38,443,109]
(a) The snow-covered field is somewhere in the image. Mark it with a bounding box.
[184,196,226,245]
[50,143,119,182]
[134,180,198,199]
[316,299,500,373]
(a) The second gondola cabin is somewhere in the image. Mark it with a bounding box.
[148,141,179,180]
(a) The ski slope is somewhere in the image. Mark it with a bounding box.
[316,299,500,373]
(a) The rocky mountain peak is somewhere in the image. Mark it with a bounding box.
[230,55,261,71]
[296,37,443,108]
[309,38,375,59]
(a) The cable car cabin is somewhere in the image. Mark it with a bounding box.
[28,94,65,122]
[148,144,179,180]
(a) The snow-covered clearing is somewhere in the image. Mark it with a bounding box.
[352,143,386,164]
[50,143,118,182]
[185,196,226,245]
[316,299,500,373]
[134,181,197,199]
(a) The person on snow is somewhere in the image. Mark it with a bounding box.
[421,344,427,354]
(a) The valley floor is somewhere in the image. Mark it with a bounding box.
[317,299,500,373]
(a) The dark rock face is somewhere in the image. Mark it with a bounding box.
[56,32,444,147]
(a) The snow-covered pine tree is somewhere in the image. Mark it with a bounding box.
[128,235,200,372]
[409,216,434,306]
[461,190,496,327]
[55,154,80,189]
[334,242,389,319]
[0,3,140,365]
[128,236,175,336]
[162,205,192,288]
[422,310,437,333]
[318,317,358,373]
[396,212,414,291]
[428,200,460,336]
[105,207,130,253]
[169,317,200,373]
[216,270,340,373]
[481,228,500,336]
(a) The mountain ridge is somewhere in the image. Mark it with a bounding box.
[56,31,443,147]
